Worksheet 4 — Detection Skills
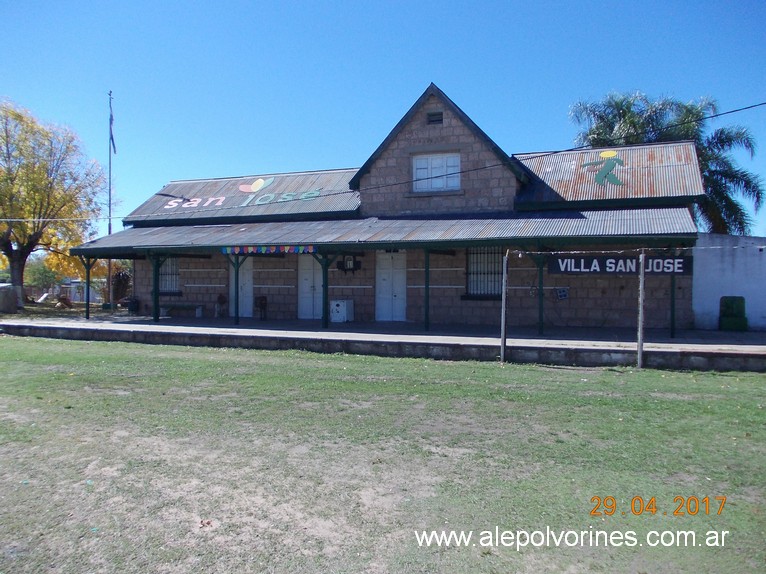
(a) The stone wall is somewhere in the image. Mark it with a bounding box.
[133,257,228,318]
[405,250,692,330]
[254,254,377,321]
[359,94,519,218]
[253,255,298,320]
[132,247,693,330]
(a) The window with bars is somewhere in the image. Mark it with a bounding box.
[159,258,180,295]
[466,247,503,297]
[413,153,460,192]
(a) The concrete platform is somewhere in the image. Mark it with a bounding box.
[1,316,766,371]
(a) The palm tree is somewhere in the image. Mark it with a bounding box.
[570,92,763,235]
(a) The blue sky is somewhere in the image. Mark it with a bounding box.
[3,0,765,236]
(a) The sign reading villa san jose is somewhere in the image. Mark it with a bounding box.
[548,256,693,275]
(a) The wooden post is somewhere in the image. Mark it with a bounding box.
[670,248,677,339]
[500,249,509,363]
[637,249,646,368]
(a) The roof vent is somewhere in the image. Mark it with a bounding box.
[427,111,443,125]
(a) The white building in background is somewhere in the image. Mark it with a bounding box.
[60,279,102,304]
[693,234,766,330]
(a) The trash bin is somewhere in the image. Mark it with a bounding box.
[719,296,747,331]
[119,297,140,315]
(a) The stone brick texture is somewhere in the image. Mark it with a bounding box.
[358,94,519,218]
[132,247,692,330]
[128,94,692,331]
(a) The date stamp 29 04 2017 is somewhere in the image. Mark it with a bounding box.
[590,495,726,517]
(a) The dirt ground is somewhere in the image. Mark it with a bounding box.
[1,340,763,573]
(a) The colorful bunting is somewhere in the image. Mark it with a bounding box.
[222,245,316,255]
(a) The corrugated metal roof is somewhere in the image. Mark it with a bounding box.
[124,168,360,226]
[72,208,697,257]
[515,141,705,207]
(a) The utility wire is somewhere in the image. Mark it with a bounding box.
[2,100,765,224]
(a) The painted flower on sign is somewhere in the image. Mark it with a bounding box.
[239,177,275,193]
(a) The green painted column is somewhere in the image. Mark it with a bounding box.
[150,254,166,323]
[234,255,241,325]
[321,257,330,328]
[670,269,677,339]
[85,260,91,320]
[312,252,338,329]
[78,256,97,320]
[537,254,545,336]
[500,249,509,362]
[226,254,243,326]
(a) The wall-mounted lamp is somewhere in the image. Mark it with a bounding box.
[337,255,362,274]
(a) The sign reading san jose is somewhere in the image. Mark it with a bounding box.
[161,176,323,211]
[548,256,692,275]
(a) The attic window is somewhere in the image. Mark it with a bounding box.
[413,153,460,192]
[427,111,443,125]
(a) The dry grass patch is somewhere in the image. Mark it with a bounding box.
[0,337,764,573]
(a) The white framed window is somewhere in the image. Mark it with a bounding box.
[159,257,180,294]
[413,153,460,192]
[466,247,503,297]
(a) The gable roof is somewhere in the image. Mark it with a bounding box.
[515,141,705,210]
[349,83,528,190]
[123,168,360,227]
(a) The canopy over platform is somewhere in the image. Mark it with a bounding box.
[71,207,698,259]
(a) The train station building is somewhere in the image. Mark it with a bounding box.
[71,84,703,333]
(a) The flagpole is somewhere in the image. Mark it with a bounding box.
[108,91,115,311]
[108,90,114,237]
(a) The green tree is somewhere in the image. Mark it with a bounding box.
[0,101,104,306]
[570,92,763,235]
[99,260,132,302]
[25,256,62,292]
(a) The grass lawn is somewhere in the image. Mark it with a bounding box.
[0,336,763,573]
